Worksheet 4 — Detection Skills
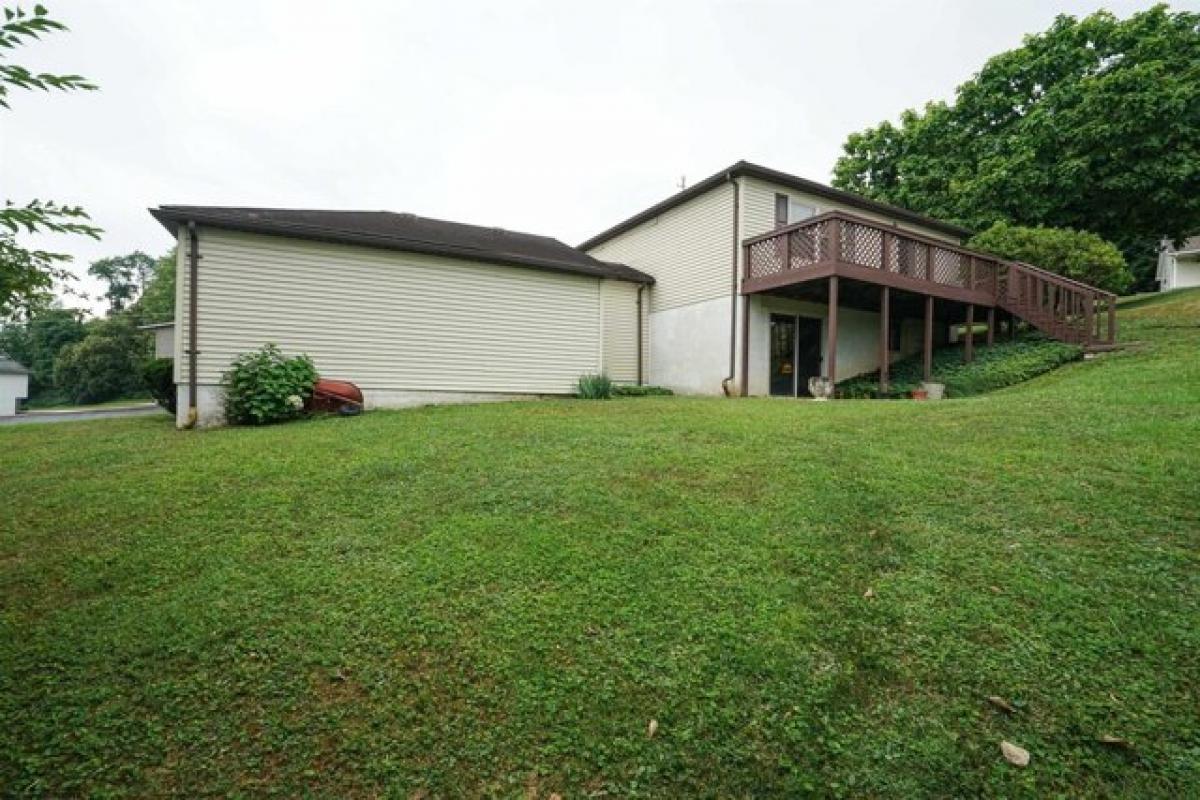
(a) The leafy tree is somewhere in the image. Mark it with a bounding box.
[969,223,1132,294]
[88,251,156,315]
[1,5,100,318]
[832,5,1200,292]
[53,316,150,404]
[0,305,85,393]
[129,250,176,324]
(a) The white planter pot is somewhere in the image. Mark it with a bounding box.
[920,381,945,400]
[808,376,835,400]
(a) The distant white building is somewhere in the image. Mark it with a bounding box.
[1157,236,1200,291]
[0,355,30,417]
[139,321,176,359]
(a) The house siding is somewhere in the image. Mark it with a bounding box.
[586,182,735,314]
[600,279,642,383]
[177,228,609,399]
[739,176,965,244]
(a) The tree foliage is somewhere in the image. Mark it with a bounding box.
[0,5,100,318]
[969,223,1132,295]
[53,316,150,404]
[0,305,84,393]
[129,250,176,324]
[88,251,156,315]
[832,5,1200,291]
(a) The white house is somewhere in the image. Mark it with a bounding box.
[1157,236,1200,291]
[150,206,651,427]
[152,161,1114,427]
[139,321,175,359]
[0,355,30,417]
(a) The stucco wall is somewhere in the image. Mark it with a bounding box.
[647,295,733,395]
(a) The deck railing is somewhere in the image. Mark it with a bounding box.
[998,261,1117,346]
[742,211,1116,346]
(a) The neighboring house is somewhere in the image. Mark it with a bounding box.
[138,322,176,359]
[152,161,1115,427]
[0,355,30,417]
[149,207,651,427]
[1156,236,1200,291]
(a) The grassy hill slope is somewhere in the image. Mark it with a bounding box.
[2,290,1198,798]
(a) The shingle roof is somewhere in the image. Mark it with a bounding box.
[0,355,30,375]
[150,206,653,284]
[1164,235,1200,254]
[578,160,974,251]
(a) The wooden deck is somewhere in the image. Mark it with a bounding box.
[739,211,1118,392]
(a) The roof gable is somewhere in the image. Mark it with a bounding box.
[578,160,973,251]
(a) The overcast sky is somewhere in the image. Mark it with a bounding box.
[5,0,1189,314]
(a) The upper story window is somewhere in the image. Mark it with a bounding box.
[774,193,817,227]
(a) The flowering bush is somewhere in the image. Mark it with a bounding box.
[222,344,317,425]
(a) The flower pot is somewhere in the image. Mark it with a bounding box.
[808,376,835,400]
[910,389,928,400]
[920,381,945,400]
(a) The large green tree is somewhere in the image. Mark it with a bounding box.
[0,5,99,318]
[832,5,1200,291]
[88,251,156,315]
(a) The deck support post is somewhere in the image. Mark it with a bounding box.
[964,304,975,363]
[879,286,890,395]
[827,276,839,386]
[923,295,934,382]
[986,306,995,347]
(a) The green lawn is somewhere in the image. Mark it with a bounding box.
[2,291,1198,798]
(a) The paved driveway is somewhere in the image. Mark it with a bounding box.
[0,405,167,425]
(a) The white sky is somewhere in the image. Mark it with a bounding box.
[4,0,1189,315]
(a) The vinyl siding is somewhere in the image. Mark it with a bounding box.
[177,228,605,394]
[739,177,964,244]
[600,279,642,383]
[586,182,735,313]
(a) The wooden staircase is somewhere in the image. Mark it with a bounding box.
[997,261,1118,350]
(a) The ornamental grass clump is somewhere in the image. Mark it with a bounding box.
[222,343,318,425]
[576,373,614,399]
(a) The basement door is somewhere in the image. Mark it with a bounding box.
[769,314,823,397]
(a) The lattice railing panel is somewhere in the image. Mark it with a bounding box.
[838,221,883,269]
[931,246,969,288]
[746,220,828,280]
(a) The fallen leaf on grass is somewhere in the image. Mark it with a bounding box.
[987,695,1017,714]
[863,588,876,599]
[1000,740,1030,767]
[648,719,658,738]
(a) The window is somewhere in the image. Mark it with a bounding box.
[788,198,817,224]
[775,193,818,228]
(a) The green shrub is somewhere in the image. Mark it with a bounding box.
[222,344,317,425]
[52,317,151,404]
[142,358,176,413]
[576,373,614,399]
[838,334,1082,399]
[969,222,1133,294]
[613,384,674,397]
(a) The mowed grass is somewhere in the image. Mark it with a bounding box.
[2,292,1198,798]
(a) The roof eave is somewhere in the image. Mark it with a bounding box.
[149,208,653,285]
